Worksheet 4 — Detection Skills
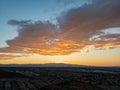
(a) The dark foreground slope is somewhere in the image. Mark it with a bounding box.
[40,80,105,90]
[0,69,29,78]
[0,66,120,90]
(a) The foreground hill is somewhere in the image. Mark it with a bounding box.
[0,69,28,78]
[0,65,120,90]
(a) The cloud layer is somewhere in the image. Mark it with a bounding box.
[0,0,120,59]
[0,53,26,60]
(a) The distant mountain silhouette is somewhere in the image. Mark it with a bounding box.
[0,63,89,67]
[0,63,119,68]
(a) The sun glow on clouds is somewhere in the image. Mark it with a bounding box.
[1,48,120,66]
[0,0,120,66]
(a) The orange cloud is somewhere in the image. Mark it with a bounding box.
[0,53,26,60]
[0,0,120,59]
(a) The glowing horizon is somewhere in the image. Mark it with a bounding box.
[0,0,120,66]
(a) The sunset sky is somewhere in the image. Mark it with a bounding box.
[0,0,120,66]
